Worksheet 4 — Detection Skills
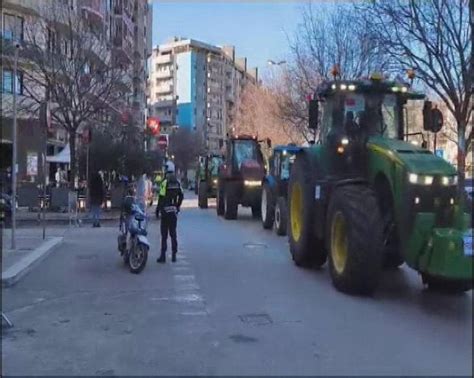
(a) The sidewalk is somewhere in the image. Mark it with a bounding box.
[2,228,64,287]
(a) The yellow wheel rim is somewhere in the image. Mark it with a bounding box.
[331,211,348,274]
[291,183,303,242]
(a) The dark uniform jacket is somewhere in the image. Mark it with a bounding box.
[157,174,184,215]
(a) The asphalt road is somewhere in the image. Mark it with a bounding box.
[2,194,473,376]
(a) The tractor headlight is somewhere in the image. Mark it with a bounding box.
[244,180,261,187]
[441,175,457,186]
[408,173,434,185]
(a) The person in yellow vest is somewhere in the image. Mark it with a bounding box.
[156,162,183,263]
[154,171,163,219]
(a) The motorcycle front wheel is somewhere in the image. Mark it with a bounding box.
[129,243,148,274]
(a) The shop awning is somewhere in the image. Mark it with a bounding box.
[46,144,70,164]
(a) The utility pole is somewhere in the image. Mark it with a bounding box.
[11,44,19,250]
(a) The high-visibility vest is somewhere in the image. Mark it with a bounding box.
[159,179,167,197]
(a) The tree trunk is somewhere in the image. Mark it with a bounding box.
[69,129,78,190]
[456,120,466,192]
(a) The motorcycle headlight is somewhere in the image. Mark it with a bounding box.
[441,175,458,186]
[408,173,434,186]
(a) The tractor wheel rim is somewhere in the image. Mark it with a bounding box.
[261,189,267,222]
[275,205,280,228]
[291,184,303,242]
[331,211,348,274]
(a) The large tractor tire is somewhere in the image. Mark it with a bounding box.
[198,181,208,209]
[422,274,472,294]
[326,185,384,295]
[261,183,275,229]
[224,183,238,220]
[275,196,288,236]
[216,183,225,216]
[288,154,326,268]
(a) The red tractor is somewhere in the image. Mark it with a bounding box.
[216,134,269,220]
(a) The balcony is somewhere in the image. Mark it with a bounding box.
[152,100,175,110]
[112,35,133,65]
[156,83,173,94]
[155,54,172,65]
[156,69,173,79]
[116,71,132,93]
[81,0,105,26]
[2,0,40,16]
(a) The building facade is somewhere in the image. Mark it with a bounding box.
[1,0,152,188]
[148,38,258,154]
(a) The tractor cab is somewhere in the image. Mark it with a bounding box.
[308,76,444,179]
[197,153,224,209]
[269,145,302,182]
[225,134,265,177]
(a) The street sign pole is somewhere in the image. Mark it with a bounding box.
[40,101,51,240]
[11,46,19,250]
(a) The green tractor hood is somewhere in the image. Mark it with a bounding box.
[367,136,456,176]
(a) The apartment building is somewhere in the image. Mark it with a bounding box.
[148,38,258,153]
[1,0,152,186]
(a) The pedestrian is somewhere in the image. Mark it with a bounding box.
[136,170,148,212]
[157,162,184,263]
[55,167,62,188]
[89,171,104,228]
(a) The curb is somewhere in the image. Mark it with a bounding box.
[2,236,64,288]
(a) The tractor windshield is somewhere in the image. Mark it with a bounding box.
[281,153,297,180]
[233,140,261,169]
[210,156,222,175]
[352,93,398,138]
[324,93,401,141]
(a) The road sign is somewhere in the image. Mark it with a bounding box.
[27,152,38,176]
[435,149,444,158]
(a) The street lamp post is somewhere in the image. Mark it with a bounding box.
[11,44,19,250]
[266,59,287,85]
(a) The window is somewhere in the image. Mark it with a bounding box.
[3,13,24,41]
[2,69,23,94]
[47,28,58,52]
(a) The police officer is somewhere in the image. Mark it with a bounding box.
[157,162,183,263]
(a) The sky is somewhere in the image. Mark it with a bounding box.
[151,1,304,79]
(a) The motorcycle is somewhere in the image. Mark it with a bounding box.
[117,178,150,274]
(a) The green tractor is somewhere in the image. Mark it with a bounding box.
[288,75,473,295]
[197,154,224,209]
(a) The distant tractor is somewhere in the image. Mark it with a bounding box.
[261,145,302,236]
[216,134,267,220]
[288,74,472,295]
[197,154,224,209]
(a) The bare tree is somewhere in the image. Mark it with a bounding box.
[168,128,204,175]
[2,2,131,188]
[357,0,472,186]
[275,2,388,141]
[230,83,303,146]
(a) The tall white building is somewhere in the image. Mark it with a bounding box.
[148,37,258,153]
